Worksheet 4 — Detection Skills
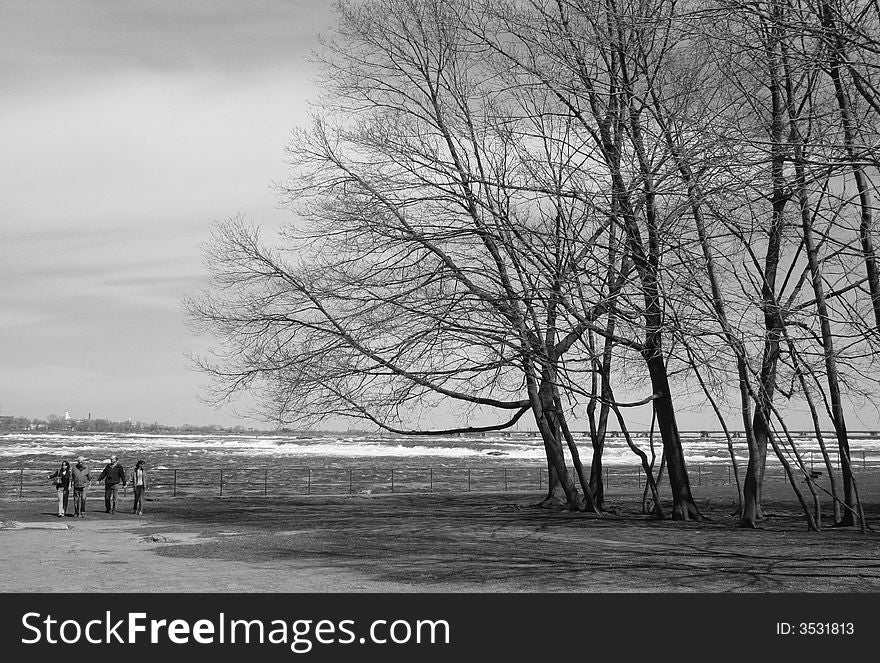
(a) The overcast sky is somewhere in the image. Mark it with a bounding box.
[3,1,878,434]
[1,0,332,426]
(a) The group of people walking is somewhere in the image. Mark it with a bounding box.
[48,455,147,518]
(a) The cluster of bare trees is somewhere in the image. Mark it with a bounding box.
[187,0,880,530]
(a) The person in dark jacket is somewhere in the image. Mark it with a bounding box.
[95,455,126,514]
[70,456,92,517]
[47,460,72,517]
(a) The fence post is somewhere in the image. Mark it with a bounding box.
[219,470,223,497]
[391,469,394,494]
[307,469,311,496]
[504,467,508,492]
[430,468,433,493]
[728,464,731,486]
[604,467,609,488]
[863,451,866,469]
[19,469,23,497]
[172,469,177,497]
[349,469,353,495]
[638,466,641,488]
[537,468,541,492]
[468,468,471,492]
[264,469,268,497]
[698,465,702,486]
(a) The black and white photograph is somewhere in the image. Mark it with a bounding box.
[1,0,879,656]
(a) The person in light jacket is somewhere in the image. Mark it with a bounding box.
[131,459,147,515]
[70,456,92,518]
[47,460,72,517]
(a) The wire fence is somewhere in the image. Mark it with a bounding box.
[2,453,877,500]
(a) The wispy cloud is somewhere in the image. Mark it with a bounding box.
[0,1,329,425]
[1,0,333,94]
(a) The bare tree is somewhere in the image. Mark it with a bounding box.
[189,0,880,531]
[470,0,704,519]
[188,0,639,512]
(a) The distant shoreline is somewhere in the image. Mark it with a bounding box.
[5,428,880,438]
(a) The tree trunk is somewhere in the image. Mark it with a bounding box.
[556,394,600,514]
[740,415,766,528]
[785,341,841,523]
[529,369,583,510]
[742,8,787,528]
[589,347,614,509]
[589,439,605,509]
[642,411,658,513]
[540,456,568,507]
[587,218,621,510]
[607,386,663,518]
[643,349,701,520]
[605,159,700,520]
[782,33,859,526]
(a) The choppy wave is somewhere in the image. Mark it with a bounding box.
[2,431,879,470]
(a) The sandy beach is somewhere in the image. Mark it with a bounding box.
[2,479,879,593]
